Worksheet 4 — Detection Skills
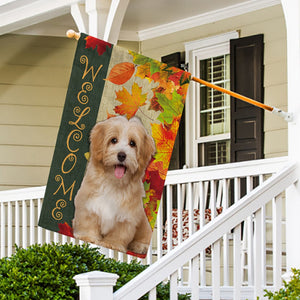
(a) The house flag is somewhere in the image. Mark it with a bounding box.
[38,33,191,258]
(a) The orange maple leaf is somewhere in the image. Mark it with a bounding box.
[151,119,179,169]
[114,83,147,119]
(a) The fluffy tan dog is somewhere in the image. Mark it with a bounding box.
[72,116,155,254]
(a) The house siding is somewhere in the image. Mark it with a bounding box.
[0,34,139,191]
[140,4,288,161]
[0,5,287,190]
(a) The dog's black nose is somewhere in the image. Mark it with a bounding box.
[117,152,126,162]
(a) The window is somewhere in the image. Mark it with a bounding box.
[185,31,239,167]
[198,54,231,166]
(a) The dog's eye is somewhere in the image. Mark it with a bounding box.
[129,140,136,147]
[111,138,118,144]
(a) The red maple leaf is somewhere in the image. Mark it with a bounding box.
[85,36,112,56]
[58,222,74,237]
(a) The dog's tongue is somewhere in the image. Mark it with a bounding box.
[115,165,126,179]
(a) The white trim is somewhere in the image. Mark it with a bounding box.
[197,133,230,144]
[0,0,81,36]
[185,31,238,167]
[185,31,239,55]
[138,0,280,41]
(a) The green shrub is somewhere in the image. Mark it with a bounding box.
[0,243,190,300]
[264,268,300,299]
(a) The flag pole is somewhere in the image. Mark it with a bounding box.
[66,29,293,122]
[191,76,293,122]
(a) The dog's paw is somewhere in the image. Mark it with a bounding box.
[127,241,149,255]
[73,232,102,245]
[100,239,127,253]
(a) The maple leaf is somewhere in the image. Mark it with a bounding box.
[151,120,179,169]
[85,36,112,56]
[114,83,147,119]
[135,63,151,81]
[156,91,184,124]
[180,71,192,85]
[106,62,135,85]
[168,69,184,86]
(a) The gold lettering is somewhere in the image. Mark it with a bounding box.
[51,199,67,221]
[69,107,90,130]
[80,55,103,82]
[61,153,77,174]
[66,129,83,153]
[53,175,76,201]
[77,82,93,105]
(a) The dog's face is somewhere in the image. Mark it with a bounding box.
[90,116,155,181]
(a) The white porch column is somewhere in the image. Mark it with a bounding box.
[74,271,119,300]
[82,0,129,44]
[281,0,300,271]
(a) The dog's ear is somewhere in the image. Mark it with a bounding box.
[90,122,105,162]
[140,134,156,169]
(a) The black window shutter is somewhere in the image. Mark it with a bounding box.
[161,52,185,169]
[230,34,264,162]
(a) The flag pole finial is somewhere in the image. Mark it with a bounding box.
[66,30,80,40]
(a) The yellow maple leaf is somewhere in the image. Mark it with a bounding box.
[151,119,179,169]
[114,83,147,119]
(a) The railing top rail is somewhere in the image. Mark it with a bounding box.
[0,157,288,202]
[165,156,288,185]
[0,186,46,202]
[114,161,297,300]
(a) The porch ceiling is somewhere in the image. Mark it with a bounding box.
[0,0,281,41]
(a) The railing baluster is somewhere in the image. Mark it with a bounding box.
[15,200,20,248]
[177,183,183,285]
[156,197,163,259]
[22,200,27,248]
[166,184,173,252]
[212,241,221,300]
[30,199,35,245]
[199,181,206,286]
[233,224,242,300]
[7,201,12,257]
[254,208,263,299]
[246,176,254,285]
[273,194,283,290]
[191,255,199,300]
[210,180,216,219]
[170,270,178,300]
[222,179,229,286]
[1,201,5,258]
[148,287,156,300]
[37,198,43,244]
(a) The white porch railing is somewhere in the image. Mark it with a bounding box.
[0,156,295,299]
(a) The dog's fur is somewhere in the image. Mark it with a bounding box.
[72,116,155,254]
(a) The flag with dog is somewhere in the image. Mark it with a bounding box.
[38,33,191,257]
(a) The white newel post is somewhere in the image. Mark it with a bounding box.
[74,271,119,300]
[281,0,300,272]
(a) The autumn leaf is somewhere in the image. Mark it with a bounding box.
[156,91,184,124]
[180,71,192,85]
[129,50,152,65]
[151,120,179,169]
[114,82,147,119]
[58,222,74,237]
[85,36,112,56]
[106,62,135,85]
[135,63,151,81]
[147,160,168,181]
[84,152,90,161]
